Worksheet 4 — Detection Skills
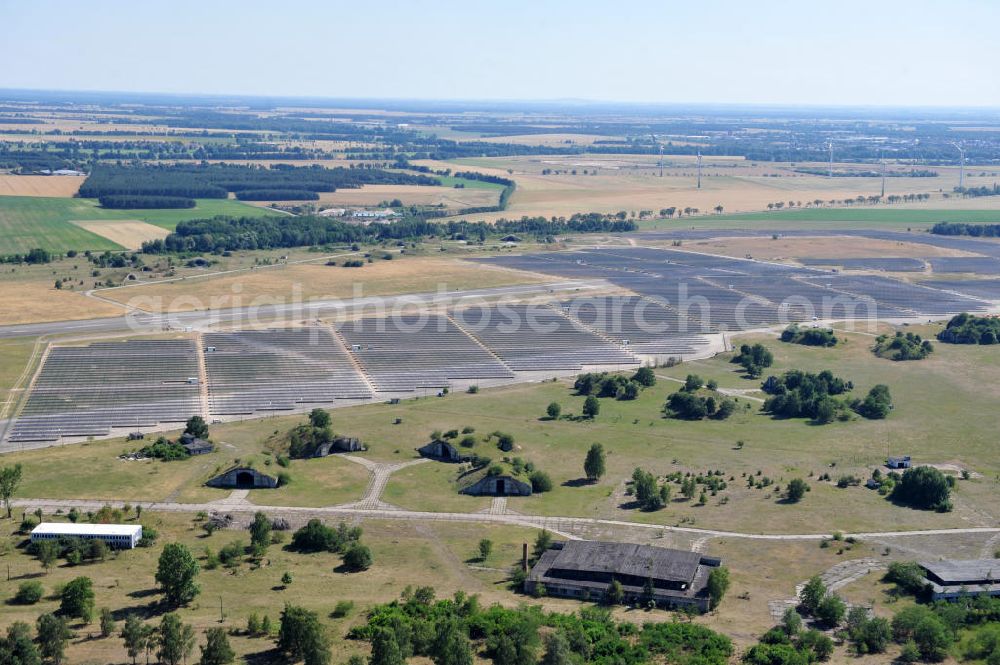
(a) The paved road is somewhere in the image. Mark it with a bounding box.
[12,496,1000,542]
[0,280,613,340]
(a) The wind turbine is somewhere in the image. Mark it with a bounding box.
[951,142,966,190]
[827,141,834,178]
[696,152,702,189]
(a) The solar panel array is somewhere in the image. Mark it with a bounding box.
[203,329,371,415]
[919,279,1000,301]
[338,314,514,392]
[455,304,640,371]
[557,296,711,355]
[477,245,991,326]
[8,340,201,442]
[927,257,1000,274]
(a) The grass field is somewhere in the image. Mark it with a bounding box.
[102,255,548,313]
[680,235,979,261]
[0,197,277,255]
[258,184,500,211]
[704,207,1000,225]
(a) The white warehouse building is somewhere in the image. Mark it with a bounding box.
[30,523,143,549]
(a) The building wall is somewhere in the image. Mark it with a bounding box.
[461,475,532,496]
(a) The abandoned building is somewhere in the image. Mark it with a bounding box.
[460,474,532,496]
[31,523,143,550]
[179,432,214,456]
[206,467,278,489]
[313,436,365,457]
[525,540,721,611]
[919,559,1000,600]
[886,455,912,469]
[418,439,468,463]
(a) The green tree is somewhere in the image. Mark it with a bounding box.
[278,604,331,665]
[184,415,209,439]
[540,632,573,665]
[478,539,493,562]
[0,464,23,518]
[199,627,235,665]
[343,543,373,571]
[99,608,115,638]
[913,616,950,662]
[786,478,809,503]
[800,576,826,615]
[309,408,331,429]
[532,530,553,561]
[13,580,44,605]
[120,615,146,665]
[249,511,272,556]
[891,466,952,511]
[370,626,405,665]
[815,595,846,628]
[546,402,561,420]
[281,571,293,587]
[36,614,70,665]
[430,619,473,665]
[604,579,624,605]
[584,443,606,482]
[156,543,200,606]
[781,607,803,636]
[707,567,730,609]
[582,395,600,419]
[59,576,95,623]
[0,621,40,665]
[684,374,704,391]
[632,366,656,387]
[157,613,196,665]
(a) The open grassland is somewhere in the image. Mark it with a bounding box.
[102,256,549,313]
[0,196,276,255]
[0,513,545,665]
[704,207,1000,226]
[0,175,85,197]
[0,282,125,325]
[71,220,169,249]
[414,156,993,223]
[0,337,36,411]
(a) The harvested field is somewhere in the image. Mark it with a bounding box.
[103,256,548,313]
[477,132,611,146]
[0,174,85,197]
[72,219,169,249]
[0,282,125,325]
[683,235,980,261]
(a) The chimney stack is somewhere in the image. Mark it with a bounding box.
[522,543,529,572]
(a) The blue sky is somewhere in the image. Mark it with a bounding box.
[4,0,999,106]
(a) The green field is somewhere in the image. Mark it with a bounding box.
[0,196,278,254]
[640,207,1000,232]
[435,175,508,190]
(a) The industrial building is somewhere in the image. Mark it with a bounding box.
[30,523,143,549]
[526,540,721,611]
[919,559,1000,600]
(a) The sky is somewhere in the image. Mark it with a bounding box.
[4,0,1000,107]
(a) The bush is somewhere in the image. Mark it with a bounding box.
[343,543,373,571]
[12,581,43,605]
[529,471,553,493]
[891,466,951,511]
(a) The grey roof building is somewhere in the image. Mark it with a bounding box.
[526,540,721,611]
[418,439,467,463]
[919,559,1000,600]
[206,467,278,489]
[179,432,214,456]
[460,473,532,497]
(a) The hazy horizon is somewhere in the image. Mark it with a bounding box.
[5,0,1000,107]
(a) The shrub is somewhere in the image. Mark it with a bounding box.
[529,471,553,493]
[12,581,43,605]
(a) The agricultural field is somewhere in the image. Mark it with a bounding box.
[0,196,277,255]
[680,235,979,261]
[248,184,501,211]
[0,175,85,197]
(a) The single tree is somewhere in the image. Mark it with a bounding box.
[36,614,70,665]
[604,579,624,605]
[540,632,573,665]
[343,543,373,571]
[184,415,209,439]
[309,408,331,429]
[545,402,561,420]
[60,576,95,623]
[583,444,606,482]
[786,478,809,503]
[800,575,826,615]
[281,571,293,587]
[278,604,331,665]
[816,595,846,628]
[478,539,493,562]
[99,608,115,638]
[0,464,23,518]
[707,566,730,609]
[249,511,272,556]
[582,395,600,419]
[121,615,146,665]
[158,613,196,665]
[429,618,473,665]
[199,627,235,665]
[0,622,40,665]
[532,530,553,561]
[369,626,405,665]
[781,607,803,636]
[156,543,200,606]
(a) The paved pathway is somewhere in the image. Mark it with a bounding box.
[338,456,428,510]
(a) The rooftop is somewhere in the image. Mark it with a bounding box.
[921,559,1000,584]
[32,523,142,537]
[543,540,703,583]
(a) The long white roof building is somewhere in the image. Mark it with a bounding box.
[30,522,143,549]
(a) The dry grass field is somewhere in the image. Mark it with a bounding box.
[410,156,998,221]
[72,220,170,249]
[0,282,125,325]
[102,256,547,313]
[477,133,610,146]
[0,175,85,197]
